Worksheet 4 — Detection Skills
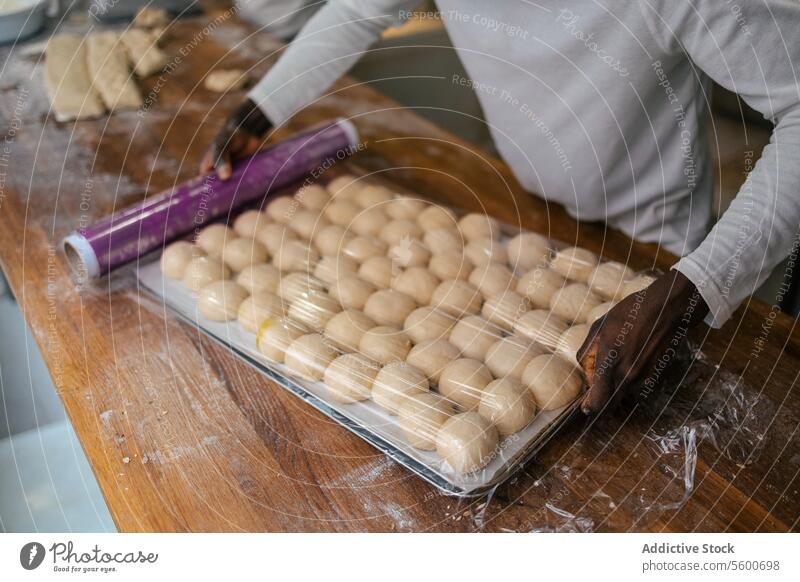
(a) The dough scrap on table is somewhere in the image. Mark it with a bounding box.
[86,31,143,111]
[45,34,105,121]
[204,69,250,93]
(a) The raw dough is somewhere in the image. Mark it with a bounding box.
[438,358,493,410]
[363,289,416,328]
[323,353,379,403]
[120,29,167,78]
[513,309,569,349]
[273,240,319,272]
[160,241,201,279]
[391,267,440,304]
[458,213,500,241]
[481,290,530,330]
[233,210,267,238]
[448,315,503,360]
[379,219,423,246]
[431,280,482,316]
[290,209,329,241]
[428,251,473,281]
[478,378,536,435]
[313,254,359,284]
[204,69,248,92]
[522,354,583,410]
[237,291,285,333]
[195,224,234,257]
[549,283,603,323]
[86,32,143,111]
[257,317,306,362]
[424,228,463,254]
[265,196,296,223]
[44,34,105,121]
[324,310,375,352]
[417,205,457,230]
[506,232,551,272]
[403,306,456,344]
[621,274,656,298]
[350,207,389,237]
[197,280,249,321]
[328,275,376,311]
[183,256,230,292]
[464,237,508,267]
[285,333,338,381]
[397,393,454,450]
[406,339,460,383]
[588,261,634,300]
[278,272,326,302]
[287,290,341,330]
[586,300,615,324]
[385,196,426,220]
[355,184,394,208]
[436,412,499,473]
[236,263,281,294]
[256,222,297,255]
[358,256,395,288]
[326,174,362,199]
[517,268,567,308]
[294,184,330,211]
[556,324,590,365]
[343,236,387,263]
[372,361,430,415]
[550,246,598,282]
[325,199,361,226]
[484,335,544,380]
[389,238,430,268]
[221,237,268,272]
[469,262,517,299]
[313,224,352,256]
[358,325,412,364]
[133,6,169,28]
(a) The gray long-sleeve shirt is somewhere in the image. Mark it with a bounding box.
[247,0,800,328]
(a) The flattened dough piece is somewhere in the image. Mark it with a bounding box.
[120,29,167,78]
[45,34,105,121]
[86,31,143,111]
[204,69,249,93]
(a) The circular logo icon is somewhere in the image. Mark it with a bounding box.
[20,542,46,570]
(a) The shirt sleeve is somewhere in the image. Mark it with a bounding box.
[641,0,800,327]
[247,0,419,126]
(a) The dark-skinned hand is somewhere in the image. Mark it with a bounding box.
[200,98,272,180]
[577,269,709,415]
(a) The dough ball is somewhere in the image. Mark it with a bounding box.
[236,263,281,294]
[431,279,482,316]
[323,309,375,352]
[343,236,387,263]
[406,339,460,383]
[294,184,330,211]
[379,219,423,246]
[507,232,550,272]
[438,358,493,411]
[481,290,530,330]
[588,261,634,300]
[517,268,567,308]
[273,240,319,272]
[522,354,583,410]
[350,206,390,237]
[161,241,202,279]
[265,195,296,223]
[358,256,395,288]
[556,324,590,365]
[364,289,416,328]
[484,335,544,380]
[372,361,430,415]
[397,392,454,450]
[469,262,517,299]
[550,246,598,282]
[284,333,338,381]
[288,290,341,331]
[256,317,306,362]
[389,238,431,268]
[479,378,536,435]
[458,213,500,241]
[196,224,234,257]
[278,272,326,302]
[256,222,297,255]
[221,237,268,272]
[355,184,394,208]
[417,204,457,230]
[385,196,427,220]
[237,291,285,333]
[513,309,569,349]
[198,280,249,321]
[289,209,329,241]
[403,306,456,344]
[586,300,615,324]
[358,325,412,364]
[448,315,503,360]
[424,228,463,254]
[464,237,508,267]
[436,412,499,473]
[183,256,230,292]
[549,283,603,323]
[329,275,376,311]
[323,353,379,403]
[233,210,267,238]
[391,267,440,304]
[313,224,352,256]
[621,274,656,298]
[429,250,473,281]
[325,199,361,226]
[326,174,362,200]
[313,254,359,284]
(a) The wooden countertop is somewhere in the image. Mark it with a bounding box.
[0,17,797,532]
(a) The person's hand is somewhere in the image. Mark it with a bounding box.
[200,98,272,180]
[577,269,709,415]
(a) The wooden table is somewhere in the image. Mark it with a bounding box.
[0,17,797,532]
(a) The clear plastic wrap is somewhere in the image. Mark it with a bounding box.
[137,171,663,496]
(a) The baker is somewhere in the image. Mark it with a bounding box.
[200,1,800,415]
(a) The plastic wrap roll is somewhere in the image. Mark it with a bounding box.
[63,119,359,278]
